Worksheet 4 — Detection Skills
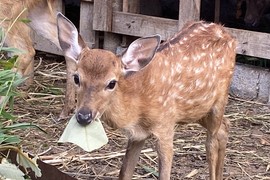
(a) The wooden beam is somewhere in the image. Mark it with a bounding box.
[227,28,270,59]
[92,7,270,59]
[110,11,178,40]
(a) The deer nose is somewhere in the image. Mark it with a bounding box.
[76,108,92,126]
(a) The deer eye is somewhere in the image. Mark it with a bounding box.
[106,80,117,90]
[73,74,80,86]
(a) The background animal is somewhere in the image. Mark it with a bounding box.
[57,13,237,180]
[244,0,270,27]
[0,0,76,118]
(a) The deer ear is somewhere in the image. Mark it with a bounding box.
[121,35,161,72]
[57,12,86,62]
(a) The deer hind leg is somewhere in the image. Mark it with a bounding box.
[199,102,229,180]
[6,23,35,86]
[119,139,145,180]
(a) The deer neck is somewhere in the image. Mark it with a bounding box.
[102,56,158,130]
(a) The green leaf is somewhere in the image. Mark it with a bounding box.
[59,115,108,152]
[0,133,20,145]
[20,18,31,23]
[3,123,47,134]
[0,158,25,180]
[0,70,15,79]
[0,109,16,120]
[142,166,159,177]
[0,27,4,43]
[1,47,24,54]
[0,56,18,70]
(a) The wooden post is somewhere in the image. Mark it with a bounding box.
[80,0,98,48]
[214,0,220,22]
[93,0,113,32]
[121,0,140,48]
[178,0,201,30]
[102,0,122,52]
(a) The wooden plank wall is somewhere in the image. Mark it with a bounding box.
[89,0,270,60]
[32,0,270,60]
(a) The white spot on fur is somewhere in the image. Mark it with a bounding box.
[163,100,168,107]
[203,61,207,68]
[164,60,169,66]
[162,89,166,96]
[161,75,166,82]
[195,79,202,87]
[217,47,222,52]
[171,69,175,76]
[202,43,210,50]
[178,83,185,91]
[209,61,213,68]
[186,99,194,105]
[158,96,163,102]
[168,77,172,84]
[183,56,189,61]
[196,79,206,89]
[215,28,223,38]
[201,52,206,57]
[193,29,199,34]
[176,63,182,73]
[150,78,155,84]
[221,56,225,64]
[194,67,204,74]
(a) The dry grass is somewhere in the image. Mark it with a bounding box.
[13,52,270,180]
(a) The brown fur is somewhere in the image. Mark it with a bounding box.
[58,16,237,180]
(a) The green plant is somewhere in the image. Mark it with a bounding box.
[0,12,43,179]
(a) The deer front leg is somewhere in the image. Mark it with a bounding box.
[16,52,35,86]
[154,127,174,180]
[59,57,77,119]
[119,139,145,180]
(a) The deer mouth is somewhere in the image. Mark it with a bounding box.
[75,108,103,126]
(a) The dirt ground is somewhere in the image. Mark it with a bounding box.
[13,52,270,180]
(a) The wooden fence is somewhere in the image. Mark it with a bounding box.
[34,0,270,60]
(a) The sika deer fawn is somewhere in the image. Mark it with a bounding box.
[57,13,237,180]
[0,0,76,118]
